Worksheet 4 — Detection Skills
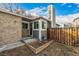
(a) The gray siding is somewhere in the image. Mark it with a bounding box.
[33,30,39,39]
[41,30,47,40]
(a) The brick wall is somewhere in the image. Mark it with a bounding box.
[0,12,22,45]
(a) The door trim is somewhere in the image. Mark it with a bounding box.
[30,22,33,37]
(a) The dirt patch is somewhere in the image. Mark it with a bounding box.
[26,40,53,54]
[0,41,79,56]
[28,40,51,48]
[28,41,44,48]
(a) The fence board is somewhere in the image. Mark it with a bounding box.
[47,28,79,46]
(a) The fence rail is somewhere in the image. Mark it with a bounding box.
[47,28,79,46]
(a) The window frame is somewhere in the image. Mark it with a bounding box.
[41,20,47,30]
[22,21,29,30]
[33,20,39,30]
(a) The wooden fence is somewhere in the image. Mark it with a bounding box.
[47,28,79,46]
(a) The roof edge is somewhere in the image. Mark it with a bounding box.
[0,9,32,20]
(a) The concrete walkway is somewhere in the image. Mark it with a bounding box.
[22,37,38,43]
[0,42,24,52]
[0,37,37,52]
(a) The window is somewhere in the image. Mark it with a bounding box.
[22,23,29,29]
[42,21,47,29]
[34,21,39,29]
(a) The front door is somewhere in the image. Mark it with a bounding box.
[30,22,33,36]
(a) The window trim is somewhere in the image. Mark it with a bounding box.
[33,20,39,30]
[41,20,47,30]
[22,21,29,30]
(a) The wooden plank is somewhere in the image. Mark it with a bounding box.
[47,28,79,46]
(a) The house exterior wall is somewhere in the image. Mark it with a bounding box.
[22,29,30,37]
[22,20,30,37]
[41,30,47,40]
[33,30,39,39]
[0,12,22,45]
[40,19,48,40]
[73,19,79,27]
[32,18,48,40]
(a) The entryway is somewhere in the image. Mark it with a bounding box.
[22,37,38,43]
[30,22,33,36]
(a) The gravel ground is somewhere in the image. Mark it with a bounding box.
[0,41,79,56]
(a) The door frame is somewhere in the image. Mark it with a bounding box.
[22,21,30,37]
[30,22,33,37]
